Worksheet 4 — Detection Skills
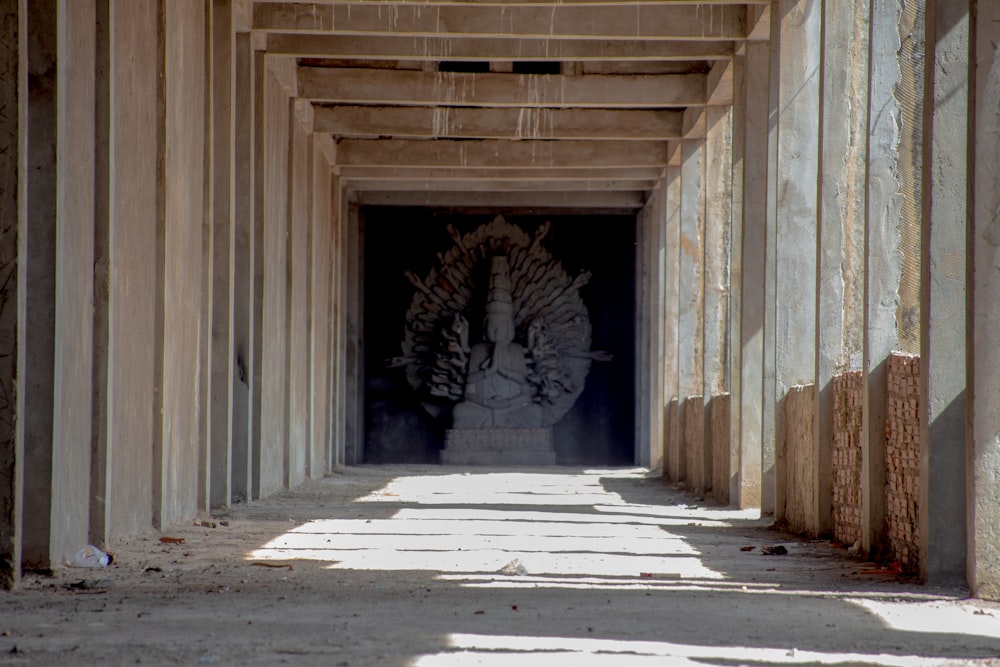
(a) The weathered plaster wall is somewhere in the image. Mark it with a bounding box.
[780,384,816,535]
[886,352,919,572]
[832,371,864,548]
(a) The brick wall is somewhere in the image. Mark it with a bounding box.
[832,371,863,548]
[886,353,920,572]
[781,384,816,534]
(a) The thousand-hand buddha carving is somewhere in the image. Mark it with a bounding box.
[452,256,543,429]
[389,215,610,464]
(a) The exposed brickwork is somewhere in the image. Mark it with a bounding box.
[781,384,816,535]
[832,371,864,548]
[886,353,920,572]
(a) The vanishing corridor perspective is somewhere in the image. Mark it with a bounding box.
[3,0,1000,630]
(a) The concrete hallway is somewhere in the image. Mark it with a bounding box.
[4,466,1000,666]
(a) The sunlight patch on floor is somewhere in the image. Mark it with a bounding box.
[849,598,1000,639]
[247,469,725,580]
[410,633,944,666]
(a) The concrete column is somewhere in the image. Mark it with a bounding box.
[704,105,732,502]
[344,201,364,464]
[761,12,781,515]
[310,135,335,479]
[728,57,745,506]
[18,0,59,569]
[331,176,346,467]
[738,41,769,510]
[862,0,904,556]
[678,139,705,490]
[229,31,255,503]
[969,0,1000,598]
[635,206,650,465]
[249,43,265,500]
[817,0,870,536]
[286,100,312,489]
[154,0,206,527]
[0,0,21,586]
[258,57,292,496]
[92,0,158,540]
[662,166,681,481]
[916,0,969,586]
[208,0,235,509]
[636,195,664,470]
[51,0,97,562]
[773,0,821,532]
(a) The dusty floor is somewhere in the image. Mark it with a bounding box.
[3,465,1000,666]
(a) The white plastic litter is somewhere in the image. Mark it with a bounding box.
[69,545,110,568]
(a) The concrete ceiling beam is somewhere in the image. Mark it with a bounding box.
[314,105,684,140]
[342,178,657,191]
[335,165,664,180]
[350,189,647,208]
[335,138,670,168]
[254,3,747,40]
[297,67,707,107]
[267,33,736,60]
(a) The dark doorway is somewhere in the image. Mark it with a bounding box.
[362,208,636,465]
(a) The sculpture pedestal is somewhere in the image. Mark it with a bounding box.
[441,428,556,465]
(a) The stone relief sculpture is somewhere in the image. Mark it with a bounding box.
[389,215,609,463]
[452,256,543,429]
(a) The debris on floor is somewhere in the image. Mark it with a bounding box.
[762,545,788,555]
[497,559,527,576]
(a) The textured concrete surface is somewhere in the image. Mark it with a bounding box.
[156,0,206,528]
[5,466,1000,666]
[971,0,1000,599]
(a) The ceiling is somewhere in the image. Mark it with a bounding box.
[249,0,770,212]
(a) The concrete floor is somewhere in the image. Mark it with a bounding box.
[4,466,1000,666]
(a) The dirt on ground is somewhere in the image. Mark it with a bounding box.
[3,465,1000,666]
